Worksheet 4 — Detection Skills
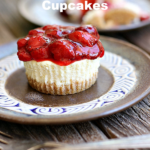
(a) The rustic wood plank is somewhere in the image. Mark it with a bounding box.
[73,122,108,142]
[44,126,59,142]
[0,138,8,145]
[128,100,150,131]
[95,118,128,138]
[115,110,150,135]
[1,140,41,150]
[21,125,55,142]
[10,134,150,150]
[5,122,32,140]
[49,125,85,144]
[0,131,12,139]
[94,96,150,139]
[0,122,108,149]
[122,25,150,54]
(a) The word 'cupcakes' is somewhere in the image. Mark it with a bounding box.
[42,0,108,12]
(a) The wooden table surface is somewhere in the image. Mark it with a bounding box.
[0,0,150,149]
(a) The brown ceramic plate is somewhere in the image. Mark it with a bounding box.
[0,36,150,125]
[18,0,150,32]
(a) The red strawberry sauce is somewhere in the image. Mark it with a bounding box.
[17,25,104,66]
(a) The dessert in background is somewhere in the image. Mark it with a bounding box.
[65,0,150,29]
[17,25,104,95]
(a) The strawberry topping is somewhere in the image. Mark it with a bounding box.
[17,48,32,61]
[17,38,28,49]
[30,46,49,61]
[75,25,100,39]
[49,40,75,61]
[26,36,47,52]
[17,25,104,66]
[68,31,98,47]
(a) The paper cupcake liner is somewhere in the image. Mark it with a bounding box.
[24,58,100,95]
[26,72,98,95]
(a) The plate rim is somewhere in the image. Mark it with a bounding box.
[18,0,150,32]
[0,36,150,125]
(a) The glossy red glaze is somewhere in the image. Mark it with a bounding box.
[17,25,105,66]
[75,25,100,39]
[68,31,98,47]
[140,13,150,21]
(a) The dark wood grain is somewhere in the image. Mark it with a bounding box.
[94,98,150,139]
[50,125,85,144]
[73,122,108,142]
[0,0,150,150]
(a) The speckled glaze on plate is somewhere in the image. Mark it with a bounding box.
[0,36,150,124]
[18,0,150,32]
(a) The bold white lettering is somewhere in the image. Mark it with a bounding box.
[42,1,51,10]
[93,3,100,10]
[52,3,59,10]
[101,3,108,10]
[60,3,67,12]
[68,3,75,10]
[85,1,92,10]
[77,3,84,10]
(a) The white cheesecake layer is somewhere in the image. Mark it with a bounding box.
[24,58,101,86]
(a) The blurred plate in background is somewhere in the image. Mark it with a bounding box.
[18,0,150,32]
[18,0,79,27]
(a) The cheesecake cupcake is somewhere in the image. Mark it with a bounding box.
[17,25,104,95]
